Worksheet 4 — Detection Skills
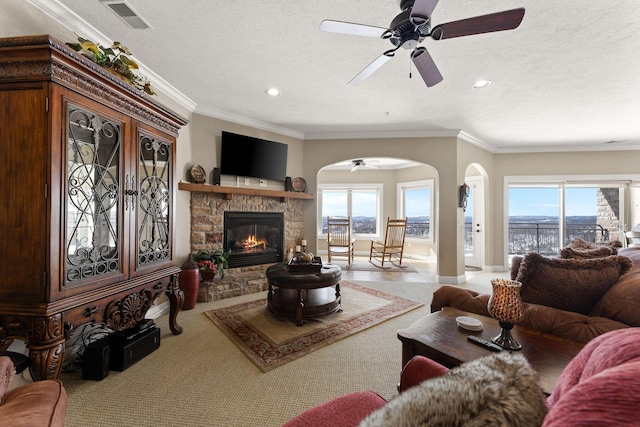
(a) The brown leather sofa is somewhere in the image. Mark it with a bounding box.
[0,356,67,427]
[432,247,640,344]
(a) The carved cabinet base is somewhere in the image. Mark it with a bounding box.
[15,269,183,381]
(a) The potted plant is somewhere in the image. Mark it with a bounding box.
[193,249,229,280]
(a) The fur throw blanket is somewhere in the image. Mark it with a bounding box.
[359,352,547,427]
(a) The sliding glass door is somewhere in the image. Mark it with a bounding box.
[508,183,622,255]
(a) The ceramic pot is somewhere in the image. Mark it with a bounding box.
[200,269,216,281]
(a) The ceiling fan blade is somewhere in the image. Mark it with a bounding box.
[430,8,525,40]
[320,20,388,38]
[410,0,440,25]
[411,47,443,87]
[348,54,393,86]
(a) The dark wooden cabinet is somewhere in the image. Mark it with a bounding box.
[0,35,188,380]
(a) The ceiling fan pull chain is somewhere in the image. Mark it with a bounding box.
[409,56,413,79]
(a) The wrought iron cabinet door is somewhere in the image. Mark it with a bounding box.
[0,35,187,381]
[131,123,176,278]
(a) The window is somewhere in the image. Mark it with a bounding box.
[398,180,433,242]
[318,184,382,236]
[507,180,625,255]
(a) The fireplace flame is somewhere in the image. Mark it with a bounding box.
[235,234,268,252]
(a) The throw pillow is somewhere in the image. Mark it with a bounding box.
[567,237,621,252]
[516,252,632,315]
[559,246,616,259]
[359,352,547,427]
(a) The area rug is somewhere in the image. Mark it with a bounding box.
[204,281,423,372]
[329,259,417,272]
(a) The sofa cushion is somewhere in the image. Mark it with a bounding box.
[590,248,640,326]
[559,246,616,259]
[359,352,547,427]
[516,252,632,315]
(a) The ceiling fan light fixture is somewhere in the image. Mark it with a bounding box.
[265,88,280,97]
[472,80,491,89]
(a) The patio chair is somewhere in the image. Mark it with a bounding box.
[369,217,407,267]
[327,217,355,265]
[624,230,640,248]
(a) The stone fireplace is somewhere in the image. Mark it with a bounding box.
[187,190,305,300]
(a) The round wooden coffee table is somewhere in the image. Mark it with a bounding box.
[266,263,342,326]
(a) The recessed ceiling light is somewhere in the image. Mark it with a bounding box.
[265,88,280,97]
[472,80,491,89]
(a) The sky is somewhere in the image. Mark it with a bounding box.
[322,188,430,218]
[322,187,599,219]
[509,188,597,217]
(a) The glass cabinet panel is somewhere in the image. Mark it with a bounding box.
[66,105,121,283]
[137,132,172,267]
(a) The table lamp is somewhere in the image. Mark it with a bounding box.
[487,278,525,350]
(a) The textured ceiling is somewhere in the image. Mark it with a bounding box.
[30,1,640,152]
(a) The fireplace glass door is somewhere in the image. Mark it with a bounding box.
[224,212,284,268]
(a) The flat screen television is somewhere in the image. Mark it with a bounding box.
[220,131,288,182]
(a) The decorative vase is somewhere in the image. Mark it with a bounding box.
[179,254,200,310]
[487,279,525,350]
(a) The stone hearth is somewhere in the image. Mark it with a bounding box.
[189,191,305,301]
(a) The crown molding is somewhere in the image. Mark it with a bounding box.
[194,105,305,140]
[304,129,461,141]
[27,0,197,112]
[457,131,498,152]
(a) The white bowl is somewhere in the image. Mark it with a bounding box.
[456,316,483,331]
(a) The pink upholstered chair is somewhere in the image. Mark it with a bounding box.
[283,355,450,427]
[284,328,640,426]
[543,327,640,426]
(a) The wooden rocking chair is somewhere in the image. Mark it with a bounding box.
[369,218,407,267]
[327,217,355,265]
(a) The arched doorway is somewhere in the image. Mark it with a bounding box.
[316,157,438,263]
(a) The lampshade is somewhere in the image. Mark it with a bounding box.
[487,279,525,324]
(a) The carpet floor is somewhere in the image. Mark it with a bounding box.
[51,266,505,427]
[204,281,423,372]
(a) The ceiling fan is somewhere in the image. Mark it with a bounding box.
[320,0,525,87]
[350,159,381,172]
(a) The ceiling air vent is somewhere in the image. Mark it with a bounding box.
[100,0,152,30]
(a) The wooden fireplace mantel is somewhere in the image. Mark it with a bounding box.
[178,182,314,201]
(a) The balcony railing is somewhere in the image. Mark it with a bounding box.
[406,222,430,238]
[505,223,609,255]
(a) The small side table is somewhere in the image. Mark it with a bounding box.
[266,263,342,325]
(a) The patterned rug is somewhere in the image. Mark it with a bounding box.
[204,281,423,372]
